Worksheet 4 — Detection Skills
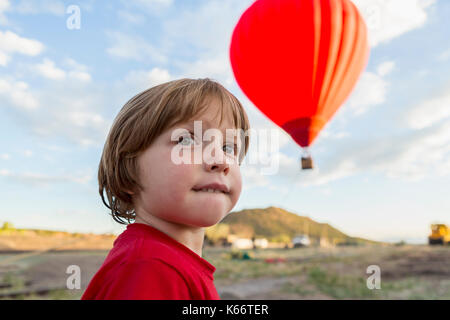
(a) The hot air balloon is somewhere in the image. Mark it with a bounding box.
[230,0,370,169]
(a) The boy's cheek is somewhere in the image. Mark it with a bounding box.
[231,173,243,201]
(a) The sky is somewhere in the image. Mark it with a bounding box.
[1,0,449,244]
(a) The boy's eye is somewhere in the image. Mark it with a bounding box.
[223,143,237,155]
[177,134,195,146]
[177,132,238,155]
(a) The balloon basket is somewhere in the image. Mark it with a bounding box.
[301,156,314,170]
[300,147,314,170]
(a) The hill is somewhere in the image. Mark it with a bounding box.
[0,222,115,252]
[214,206,379,245]
[0,207,380,251]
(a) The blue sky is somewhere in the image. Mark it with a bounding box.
[1,0,449,244]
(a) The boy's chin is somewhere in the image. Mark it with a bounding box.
[190,219,223,228]
[181,215,225,228]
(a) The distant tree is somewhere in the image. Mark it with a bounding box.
[205,224,230,245]
[1,222,14,230]
[229,223,254,238]
[270,233,291,244]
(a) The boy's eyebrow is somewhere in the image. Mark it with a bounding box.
[178,120,240,140]
[187,119,213,128]
[184,119,231,130]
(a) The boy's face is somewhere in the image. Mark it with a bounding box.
[133,99,243,228]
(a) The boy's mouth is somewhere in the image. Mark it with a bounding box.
[192,182,230,194]
[192,188,228,194]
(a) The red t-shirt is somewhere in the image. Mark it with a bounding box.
[81,223,220,300]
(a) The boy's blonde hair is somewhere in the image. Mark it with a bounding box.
[99,78,250,225]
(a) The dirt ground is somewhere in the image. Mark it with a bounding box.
[0,244,449,300]
[214,245,450,299]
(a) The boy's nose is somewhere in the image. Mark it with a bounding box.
[203,149,230,174]
[205,160,230,174]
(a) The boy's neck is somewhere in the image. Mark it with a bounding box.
[134,214,205,257]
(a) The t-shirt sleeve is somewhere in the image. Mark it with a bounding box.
[103,259,193,300]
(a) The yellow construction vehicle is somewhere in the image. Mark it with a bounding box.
[428,224,450,245]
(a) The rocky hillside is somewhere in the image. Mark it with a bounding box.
[216,206,379,245]
[0,206,380,251]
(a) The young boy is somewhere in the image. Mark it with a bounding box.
[81,78,250,300]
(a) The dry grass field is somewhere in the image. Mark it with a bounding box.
[0,244,449,300]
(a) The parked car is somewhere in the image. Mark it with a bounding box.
[292,234,311,247]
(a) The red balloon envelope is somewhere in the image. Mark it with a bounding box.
[230,0,370,148]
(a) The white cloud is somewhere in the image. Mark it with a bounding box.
[23,150,33,157]
[162,0,253,83]
[262,84,450,186]
[353,0,436,47]
[63,58,92,82]
[320,129,350,141]
[275,152,299,176]
[0,30,44,66]
[123,67,171,92]
[0,77,39,110]
[416,69,430,78]
[1,73,112,146]
[35,58,66,80]
[290,119,450,186]
[146,0,173,5]
[63,58,87,71]
[67,111,106,128]
[381,122,450,179]
[32,58,92,82]
[176,52,234,87]
[0,153,10,160]
[345,61,394,116]
[123,0,173,9]
[0,0,10,25]
[68,71,91,82]
[312,60,394,144]
[106,31,167,63]
[117,10,145,24]
[405,88,450,130]
[376,61,395,77]
[119,0,173,17]
[0,50,8,65]
[297,159,358,187]
[0,0,10,13]
[0,168,92,187]
[109,0,268,93]
[437,48,450,62]
[29,85,111,146]
[1,53,105,147]
[38,143,69,153]
[163,0,251,53]
[241,165,270,190]
[12,0,65,16]
[347,72,388,115]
